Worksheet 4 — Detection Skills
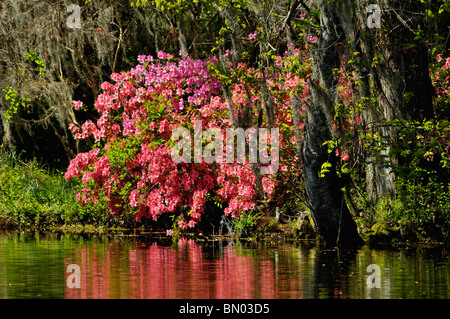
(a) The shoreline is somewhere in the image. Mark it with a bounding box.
[1,150,448,249]
[1,215,448,248]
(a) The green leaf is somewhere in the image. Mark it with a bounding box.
[319,162,332,178]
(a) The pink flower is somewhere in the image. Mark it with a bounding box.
[157,51,173,60]
[248,30,258,40]
[187,219,196,228]
[179,220,188,231]
[72,100,83,110]
[307,35,318,44]
[341,154,350,161]
[166,229,174,236]
[137,55,147,64]
[129,190,140,208]
[69,123,79,133]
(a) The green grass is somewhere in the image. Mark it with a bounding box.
[232,211,262,237]
[0,156,73,228]
[0,150,114,229]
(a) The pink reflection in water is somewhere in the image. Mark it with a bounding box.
[64,238,303,299]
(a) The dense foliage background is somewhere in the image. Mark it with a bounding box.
[0,0,449,243]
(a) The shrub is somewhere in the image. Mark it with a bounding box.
[65,51,306,231]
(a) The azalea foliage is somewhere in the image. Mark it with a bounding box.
[65,49,309,231]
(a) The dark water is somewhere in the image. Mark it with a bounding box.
[0,231,449,299]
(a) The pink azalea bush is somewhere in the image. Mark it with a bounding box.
[65,50,307,231]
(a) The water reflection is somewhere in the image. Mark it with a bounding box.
[65,238,297,299]
[0,231,449,299]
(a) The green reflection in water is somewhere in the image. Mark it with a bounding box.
[0,231,448,299]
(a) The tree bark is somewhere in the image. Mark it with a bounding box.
[302,0,363,247]
[301,0,434,246]
[302,95,363,246]
[178,11,190,56]
[353,0,434,203]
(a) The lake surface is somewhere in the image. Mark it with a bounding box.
[0,230,449,299]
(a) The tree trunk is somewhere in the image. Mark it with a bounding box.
[302,0,363,247]
[178,11,190,56]
[301,0,433,246]
[353,0,434,203]
[302,96,363,246]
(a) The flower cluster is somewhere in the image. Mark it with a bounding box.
[66,49,306,230]
[306,34,318,44]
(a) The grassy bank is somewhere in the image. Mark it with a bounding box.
[0,154,448,245]
[0,152,113,229]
